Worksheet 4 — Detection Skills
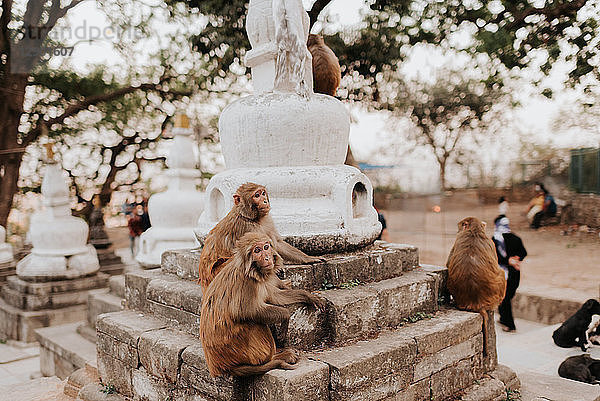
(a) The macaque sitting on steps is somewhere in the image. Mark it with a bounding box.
[198,182,324,289]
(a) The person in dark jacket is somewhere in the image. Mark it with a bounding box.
[492,216,527,332]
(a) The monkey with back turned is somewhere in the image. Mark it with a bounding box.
[446,217,506,355]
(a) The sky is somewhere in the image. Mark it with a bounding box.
[34,0,598,190]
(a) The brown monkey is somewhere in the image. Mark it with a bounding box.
[307,34,341,96]
[446,217,506,355]
[307,34,358,167]
[199,232,325,377]
[198,183,324,289]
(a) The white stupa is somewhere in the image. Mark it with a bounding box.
[17,145,99,280]
[0,225,14,265]
[136,114,205,267]
[195,0,380,253]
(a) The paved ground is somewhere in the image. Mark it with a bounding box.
[496,319,600,401]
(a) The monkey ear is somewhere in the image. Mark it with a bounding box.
[482,221,487,229]
[233,194,241,205]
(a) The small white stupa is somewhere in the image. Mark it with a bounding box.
[136,114,205,267]
[195,0,380,253]
[16,144,99,280]
[0,226,13,265]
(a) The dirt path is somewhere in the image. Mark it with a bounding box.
[383,200,600,302]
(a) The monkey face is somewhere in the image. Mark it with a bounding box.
[251,188,270,215]
[251,240,275,271]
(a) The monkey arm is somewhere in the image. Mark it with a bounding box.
[248,304,291,326]
[276,239,325,264]
[269,288,325,311]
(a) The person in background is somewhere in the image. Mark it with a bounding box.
[531,183,557,229]
[140,200,151,232]
[377,210,390,242]
[526,185,545,227]
[127,205,144,257]
[492,216,527,332]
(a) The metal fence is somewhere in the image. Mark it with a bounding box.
[570,148,600,194]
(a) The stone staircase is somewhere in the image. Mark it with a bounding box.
[89,242,519,401]
[36,275,127,379]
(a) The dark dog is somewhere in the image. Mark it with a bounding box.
[552,299,600,351]
[558,354,600,385]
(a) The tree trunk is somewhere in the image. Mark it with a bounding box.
[0,76,28,228]
[439,159,447,192]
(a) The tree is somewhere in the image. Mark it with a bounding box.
[388,70,510,190]
[0,0,201,227]
[370,0,600,89]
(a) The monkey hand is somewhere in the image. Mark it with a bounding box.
[275,348,299,364]
[279,279,292,289]
[278,361,298,370]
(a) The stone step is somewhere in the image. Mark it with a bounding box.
[108,275,125,298]
[135,268,440,349]
[1,274,109,311]
[87,290,123,329]
[35,322,97,379]
[161,241,419,291]
[95,309,515,401]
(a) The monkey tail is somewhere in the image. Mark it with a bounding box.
[479,310,489,357]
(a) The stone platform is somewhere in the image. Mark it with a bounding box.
[0,260,16,283]
[0,273,108,343]
[36,275,127,378]
[87,242,519,401]
[96,248,126,276]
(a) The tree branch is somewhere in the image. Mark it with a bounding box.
[308,0,334,29]
[24,76,176,146]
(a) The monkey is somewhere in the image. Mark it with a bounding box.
[307,34,358,167]
[198,182,324,289]
[307,34,341,97]
[446,217,506,356]
[199,232,325,377]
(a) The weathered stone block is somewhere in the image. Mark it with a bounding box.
[489,364,520,393]
[414,334,482,381]
[96,311,168,347]
[97,332,139,367]
[161,248,202,281]
[314,329,417,399]
[161,243,419,291]
[97,350,134,397]
[139,328,197,383]
[131,367,173,401]
[0,297,87,342]
[146,275,203,314]
[252,359,330,401]
[384,378,431,401]
[179,344,251,401]
[108,275,126,298]
[124,269,162,311]
[430,358,477,400]
[147,300,200,336]
[87,290,122,328]
[460,377,505,401]
[324,271,436,344]
[5,273,108,295]
[78,382,126,401]
[412,310,481,355]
